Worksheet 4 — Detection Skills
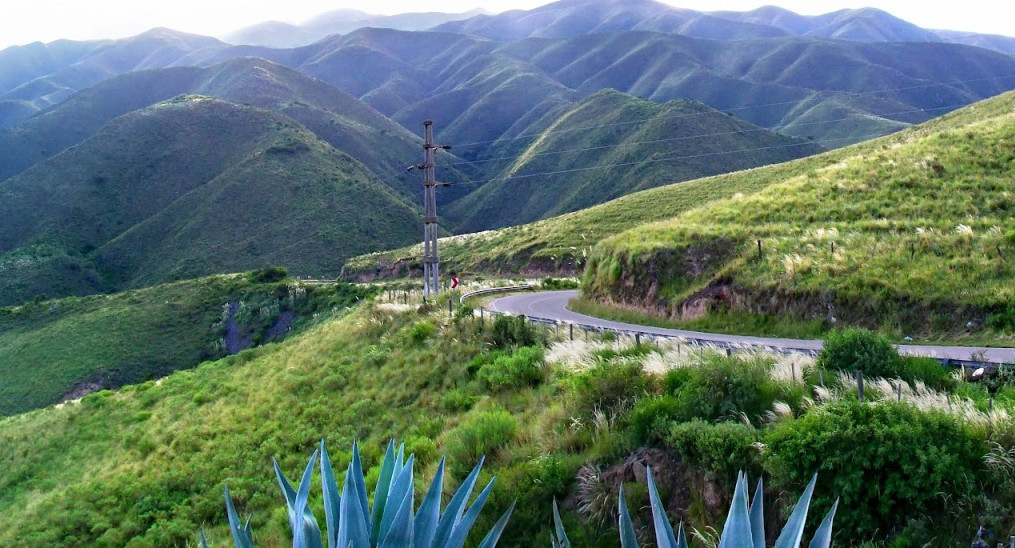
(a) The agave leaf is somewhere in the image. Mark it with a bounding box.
[337,461,372,548]
[646,467,679,548]
[477,501,516,548]
[414,457,445,548]
[200,528,210,548]
[378,455,416,545]
[551,499,571,548]
[445,477,497,548]
[379,472,416,548]
[773,473,818,548]
[617,484,640,548]
[749,478,765,548]
[321,441,342,548]
[225,484,255,548]
[430,456,485,548]
[350,442,371,537]
[276,449,323,548]
[717,472,753,548]
[371,440,397,546]
[676,522,689,548]
[806,498,839,548]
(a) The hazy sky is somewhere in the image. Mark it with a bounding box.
[2,0,1012,50]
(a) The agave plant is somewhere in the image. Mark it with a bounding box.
[551,468,837,548]
[219,439,515,548]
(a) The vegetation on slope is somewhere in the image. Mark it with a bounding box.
[0,95,421,305]
[584,90,1015,338]
[1,298,1013,546]
[0,270,373,417]
[447,89,822,232]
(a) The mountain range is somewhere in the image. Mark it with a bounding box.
[2,0,1015,303]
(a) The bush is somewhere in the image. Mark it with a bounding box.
[764,400,985,540]
[444,407,519,474]
[566,360,648,418]
[665,354,799,424]
[541,277,580,290]
[629,395,681,445]
[665,420,759,483]
[896,356,956,391]
[247,266,288,283]
[408,320,437,344]
[476,346,544,390]
[818,327,900,378]
[440,389,479,412]
[490,315,538,348]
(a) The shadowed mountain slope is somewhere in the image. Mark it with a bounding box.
[0,96,420,305]
[446,89,823,232]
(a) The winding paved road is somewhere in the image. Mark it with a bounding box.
[489,290,1015,364]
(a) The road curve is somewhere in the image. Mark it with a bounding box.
[489,290,1015,364]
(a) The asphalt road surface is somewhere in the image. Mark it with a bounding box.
[489,290,1015,364]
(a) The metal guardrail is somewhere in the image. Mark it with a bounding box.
[459,285,533,304]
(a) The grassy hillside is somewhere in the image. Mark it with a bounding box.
[0,58,464,200]
[446,89,823,232]
[583,90,1015,338]
[1,293,1013,546]
[0,95,421,305]
[0,272,372,417]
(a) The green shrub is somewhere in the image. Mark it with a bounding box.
[665,420,759,483]
[629,395,681,445]
[440,389,479,412]
[490,315,538,348]
[408,320,437,344]
[662,367,694,395]
[818,327,900,378]
[541,277,580,290]
[247,266,288,284]
[667,354,799,424]
[896,356,956,391]
[477,346,544,390]
[764,400,984,540]
[445,407,519,474]
[566,360,648,418]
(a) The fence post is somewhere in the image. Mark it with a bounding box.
[448,297,453,316]
[946,392,952,407]
[757,239,763,260]
[569,323,574,341]
[791,362,797,384]
[857,370,865,402]
[726,348,731,358]
[636,333,641,346]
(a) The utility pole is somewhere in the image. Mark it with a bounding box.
[416,120,451,299]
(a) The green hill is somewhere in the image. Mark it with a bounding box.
[583,90,1015,337]
[446,89,823,232]
[0,95,421,305]
[0,272,372,417]
[0,58,458,201]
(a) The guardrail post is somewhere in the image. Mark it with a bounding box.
[636,333,641,346]
[569,323,574,340]
[857,370,865,402]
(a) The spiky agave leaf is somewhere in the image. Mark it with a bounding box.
[224,484,255,548]
[321,441,342,548]
[414,457,445,548]
[430,456,485,548]
[445,476,497,548]
[617,484,639,548]
[551,499,571,548]
[718,472,753,548]
[646,467,679,548]
[371,441,398,546]
[337,457,372,548]
[477,501,516,548]
[773,473,818,548]
[274,451,323,548]
[676,522,688,548]
[378,455,416,545]
[807,498,839,548]
[749,478,764,548]
[200,527,210,548]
